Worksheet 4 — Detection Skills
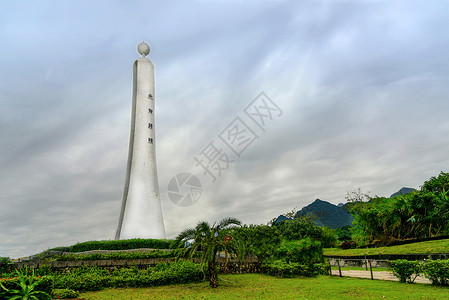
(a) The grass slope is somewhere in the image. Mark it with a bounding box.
[324,239,449,257]
[81,274,448,299]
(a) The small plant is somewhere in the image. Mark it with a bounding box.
[0,268,52,299]
[340,240,357,250]
[388,260,422,283]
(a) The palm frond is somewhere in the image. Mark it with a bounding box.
[216,217,241,230]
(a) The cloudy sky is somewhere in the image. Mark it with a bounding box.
[1,0,449,258]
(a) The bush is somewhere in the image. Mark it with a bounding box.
[273,217,338,248]
[389,260,422,283]
[0,257,11,275]
[53,260,204,292]
[264,260,329,278]
[274,238,323,264]
[423,260,449,286]
[52,288,79,299]
[53,238,174,252]
[340,241,357,250]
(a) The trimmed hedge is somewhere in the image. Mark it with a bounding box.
[51,238,175,252]
[264,260,329,278]
[55,249,184,261]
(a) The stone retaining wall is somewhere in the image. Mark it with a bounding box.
[12,256,260,274]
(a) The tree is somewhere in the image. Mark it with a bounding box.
[175,217,241,288]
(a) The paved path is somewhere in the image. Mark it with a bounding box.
[331,270,431,284]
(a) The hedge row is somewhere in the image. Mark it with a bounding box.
[55,249,184,261]
[52,260,204,292]
[2,260,204,293]
[264,261,329,278]
[51,238,175,252]
[389,259,449,285]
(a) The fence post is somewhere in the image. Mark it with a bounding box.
[369,259,373,280]
[365,255,368,270]
[337,259,342,277]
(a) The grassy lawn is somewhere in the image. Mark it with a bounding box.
[80,274,448,299]
[323,239,449,257]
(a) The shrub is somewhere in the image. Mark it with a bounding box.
[52,288,79,299]
[0,257,11,275]
[273,217,338,248]
[264,260,329,278]
[340,240,357,250]
[389,260,422,283]
[53,260,204,292]
[423,259,449,286]
[274,238,323,264]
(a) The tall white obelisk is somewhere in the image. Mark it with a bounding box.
[115,42,166,240]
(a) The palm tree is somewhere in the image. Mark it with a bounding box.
[175,217,242,287]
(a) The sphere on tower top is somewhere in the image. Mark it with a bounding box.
[137,42,150,57]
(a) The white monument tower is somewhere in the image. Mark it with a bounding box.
[115,42,166,240]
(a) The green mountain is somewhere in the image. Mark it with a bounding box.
[294,199,353,229]
[275,187,415,229]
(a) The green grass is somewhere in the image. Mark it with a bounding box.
[324,239,449,257]
[80,273,449,299]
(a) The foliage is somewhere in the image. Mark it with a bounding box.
[232,224,280,262]
[174,217,242,288]
[51,288,79,299]
[52,260,203,292]
[264,260,329,278]
[389,260,422,283]
[348,172,449,246]
[423,259,449,286]
[273,216,338,248]
[0,257,11,275]
[345,187,371,204]
[0,268,52,300]
[272,215,337,247]
[274,238,323,264]
[335,225,352,241]
[340,240,357,250]
[54,249,184,261]
[421,172,449,195]
[51,238,174,252]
